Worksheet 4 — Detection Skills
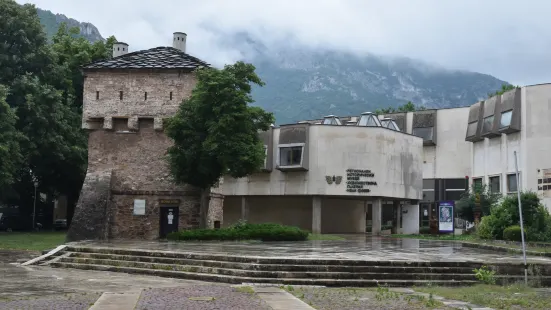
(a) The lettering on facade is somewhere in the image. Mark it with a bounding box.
[159,199,180,205]
[346,169,377,193]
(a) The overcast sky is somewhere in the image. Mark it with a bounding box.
[17,0,551,85]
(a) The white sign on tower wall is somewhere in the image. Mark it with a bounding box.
[133,199,146,215]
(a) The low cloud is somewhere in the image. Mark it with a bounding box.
[18,0,551,85]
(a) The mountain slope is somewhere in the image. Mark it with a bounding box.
[227,35,508,124]
[34,11,507,124]
[36,8,104,42]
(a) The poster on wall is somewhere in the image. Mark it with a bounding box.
[133,199,146,215]
[438,201,454,233]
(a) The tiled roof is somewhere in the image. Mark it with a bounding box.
[84,47,210,70]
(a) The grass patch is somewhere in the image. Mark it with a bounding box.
[416,284,551,309]
[235,286,255,294]
[167,222,308,242]
[0,231,66,251]
[307,234,345,241]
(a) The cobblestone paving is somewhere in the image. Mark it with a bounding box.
[0,292,101,310]
[285,286,456,310]
[136,285,271,310]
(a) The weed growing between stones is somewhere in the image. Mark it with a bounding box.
[234,286,255,294]
[375,285,399,300]
[473,265,496,284]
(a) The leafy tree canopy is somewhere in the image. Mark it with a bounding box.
[0,1,114,206]
[488,83,519,98]
[456,183,501,223]
[374,101,426,115]
[166,61,275,191]
[0,85,24,197]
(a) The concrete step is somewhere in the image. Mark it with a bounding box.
[64,246,527,270]
[69,252,476,274]
[50,261,479,287]
[58,256,479,281]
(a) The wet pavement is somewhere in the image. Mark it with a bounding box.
[74,236,551,264]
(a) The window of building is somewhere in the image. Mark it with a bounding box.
[489,175,501,193]
[507,173,519,193]
[500,110,513,128]
[412,127,434,141]
[144,92,148,100]
[483,115,494,133]
[466,122,477,137]
[96,91,100,100]
[170,92,173,100]
[357,112,381,127]
[278,144,304,167]
[472,177,483,189]
[119,91,123,100]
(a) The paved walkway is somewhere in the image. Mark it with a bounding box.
[74,236,551,264]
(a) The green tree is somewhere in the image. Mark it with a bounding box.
[166,62,274,226]
[456,183,501,223]
[0,0,55,87]
[375,101,426,115]
[488,84,518,98]
[477,192,551,241]
[0,2,115,212]
[0,85,24,198]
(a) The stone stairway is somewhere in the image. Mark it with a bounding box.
[42,246,551,287]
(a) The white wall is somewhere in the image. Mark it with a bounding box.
[524,84,551,211]
[405,108,472,180]
[469,83,551,212]
[401,204,420,234]
[219,125,424,200]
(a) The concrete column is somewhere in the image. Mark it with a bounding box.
[402,204,420,234]
[394,201,401,234]
[240,196,249,221]
[312,196,322,234]
[372,199,382,235]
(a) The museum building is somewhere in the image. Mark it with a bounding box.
[67,33,551,240]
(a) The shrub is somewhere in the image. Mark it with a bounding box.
[476,216,495,240]
[503,225,525,242]
[473,265,496,285]
[166,222,309,242]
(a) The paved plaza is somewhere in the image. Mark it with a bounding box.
[2,237,551,309]
[75,236,551,264]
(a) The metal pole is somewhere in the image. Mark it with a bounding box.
[514,151,528,285]
[32,184,37,231]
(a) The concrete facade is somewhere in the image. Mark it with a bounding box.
[218,123,423,234]
[471,84,551,212]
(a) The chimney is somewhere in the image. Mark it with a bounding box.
[173,32,187,53]
[112,42,129,58]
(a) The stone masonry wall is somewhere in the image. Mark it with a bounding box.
[82,70,197,128]
[207,193,224,229]
[68,69,201,241]
[109,193,200,240]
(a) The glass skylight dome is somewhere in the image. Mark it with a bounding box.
[380,117,401,131]
[357,112,381,127]
[322,115,342,125]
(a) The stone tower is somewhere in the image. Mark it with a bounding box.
[67,33,222,241]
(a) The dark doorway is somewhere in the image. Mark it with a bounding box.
[159,206,179,238]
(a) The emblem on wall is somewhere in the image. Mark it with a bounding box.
[325,175,343,185]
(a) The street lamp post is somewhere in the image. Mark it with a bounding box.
[33,181,38,230]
